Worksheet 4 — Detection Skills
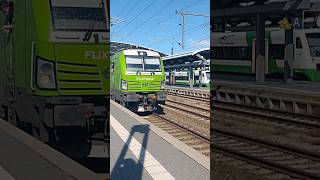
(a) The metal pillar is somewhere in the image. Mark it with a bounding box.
[182,14,185,49]
[255,13,266,83]
[199,69,203,87]
[284,28,293,83]
[169,71,175,86]
[188,67,194,88]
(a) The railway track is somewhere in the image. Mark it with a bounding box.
[167,92,210,102]
[164,95,210,120]
[213,101,320,129]
[167,94,210,107]
[166,88,320,179]
[212,128,320,180]
[145,113,210,157]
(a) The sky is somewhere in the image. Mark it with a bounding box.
[110,0,209,55]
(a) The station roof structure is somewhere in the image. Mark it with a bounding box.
[110,41,168,57]
[211,0,320,31]
[162,48,210,71]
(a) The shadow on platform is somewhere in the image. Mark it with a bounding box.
[111,124,150,180]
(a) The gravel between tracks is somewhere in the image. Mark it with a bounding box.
[161,104,210,137]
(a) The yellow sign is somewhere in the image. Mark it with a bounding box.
[279,17,291,30]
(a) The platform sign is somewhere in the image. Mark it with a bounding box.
[279,17,291,30]
[291,17,302,29]
[211,23,224,32]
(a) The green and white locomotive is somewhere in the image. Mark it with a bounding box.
[111,49,166,112]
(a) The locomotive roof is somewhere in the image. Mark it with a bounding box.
[122,49,161,57]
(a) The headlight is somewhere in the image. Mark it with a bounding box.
[37,58,56,89]
[161,81,165,90]
[121,80,128,90]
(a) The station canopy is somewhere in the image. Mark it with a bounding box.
[212,0,320,32]
[162,48,210,71]
[110,41,168,57]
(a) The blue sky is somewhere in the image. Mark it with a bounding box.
[110,0,209,55]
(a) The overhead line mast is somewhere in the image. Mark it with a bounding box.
[175,11,209,49]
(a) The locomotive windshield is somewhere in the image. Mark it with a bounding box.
[307,33,320,57]
[144,57,161,71]
[50,0,107,31]
[125,56,143,72]
[125,56,161,72]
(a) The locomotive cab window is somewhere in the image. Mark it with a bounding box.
[144,57,161,72]
[296,37,302,49]
[50,0,107,31]
[125,56,161,72]
[125,56,143,72]
[307,33,320,57]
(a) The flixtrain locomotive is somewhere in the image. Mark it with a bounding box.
[111,49,166,112]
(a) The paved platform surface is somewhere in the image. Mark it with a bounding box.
[110,101,209,180]
[0,118,102,180]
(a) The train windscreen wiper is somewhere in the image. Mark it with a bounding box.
[83,0,105,42]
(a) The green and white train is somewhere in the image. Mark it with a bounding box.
[0,0,109,146]
[212,28,320,81]
[165,69,210,87]
[111,49,166,112]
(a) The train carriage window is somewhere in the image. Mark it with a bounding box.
[307,33,320,57]
[269,44,285,59]
[194,75,199,81]
[224,47,240,60]
[239,47,252,60]
[206,72,210,80]
[175,76,188,81]
[212,47,224,59]
[296,37,302,49]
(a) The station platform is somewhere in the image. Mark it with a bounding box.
[0,118,105,180]
[110,100,210,180]
[166,85,209,91]
[166,85,210,91]
[213,73,320,94]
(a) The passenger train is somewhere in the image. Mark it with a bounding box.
[165,69,210,87]
[212,27,320,81]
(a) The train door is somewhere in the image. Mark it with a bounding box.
[251,39,269,74]
[294,33,304,69]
